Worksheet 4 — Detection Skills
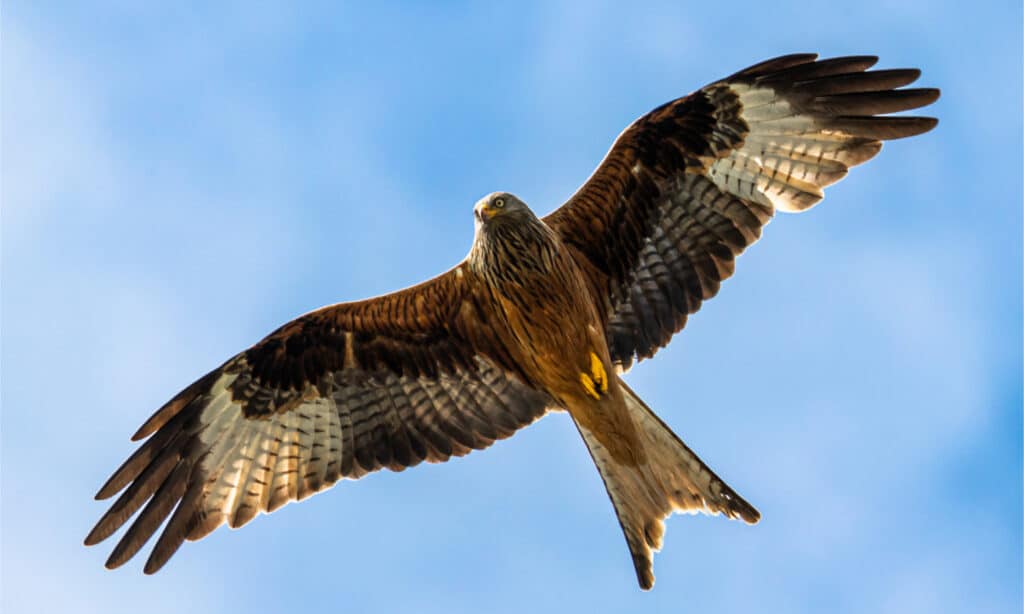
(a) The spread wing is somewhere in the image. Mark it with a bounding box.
[85,264,551,573]
[544,54,939,371]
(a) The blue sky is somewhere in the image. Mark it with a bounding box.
[3,2,1021,613]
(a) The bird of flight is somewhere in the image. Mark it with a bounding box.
[87,54,939,589]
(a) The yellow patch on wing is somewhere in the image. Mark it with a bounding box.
[580,351,609,400]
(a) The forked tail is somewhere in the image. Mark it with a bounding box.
[574,380,759,589]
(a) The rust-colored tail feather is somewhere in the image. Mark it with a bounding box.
[575,380,757,589]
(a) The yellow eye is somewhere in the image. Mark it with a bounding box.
[493,197,505,209]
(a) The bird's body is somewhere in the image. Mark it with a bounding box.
[87,54,939,589]
[470,197,646,465]
[469,203,596,398]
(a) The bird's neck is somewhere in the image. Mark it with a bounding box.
[468,217,561,283]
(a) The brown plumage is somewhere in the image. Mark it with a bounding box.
[86,54,939,588]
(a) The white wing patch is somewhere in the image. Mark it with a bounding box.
[707,83,880,213]
[194,373,344,534]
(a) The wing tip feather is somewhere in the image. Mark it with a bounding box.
[132,367,225,441]
[83,529,104,547]
[728,53,819,79]
[95,479,121,501]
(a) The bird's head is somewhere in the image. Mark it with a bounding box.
[469,191,551,271]
[474,192,532,226]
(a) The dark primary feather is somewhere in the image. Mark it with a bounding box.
[544,53,939,371]
[86,265,551,573]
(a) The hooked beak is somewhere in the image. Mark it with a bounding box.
[475,203,495,222]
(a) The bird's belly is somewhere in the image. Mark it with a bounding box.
[494,275,609,401]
